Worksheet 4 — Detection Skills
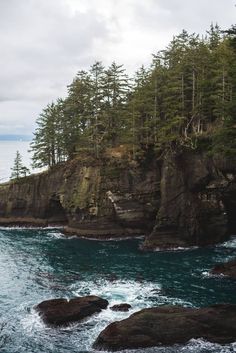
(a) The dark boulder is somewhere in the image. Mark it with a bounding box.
[210,259,236,279]
[110,303,131,312]
[36,295,108,326]
[94,304,236,351]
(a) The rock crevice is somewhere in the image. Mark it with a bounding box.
[0,151,235,247]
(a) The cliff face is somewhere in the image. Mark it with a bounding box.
[0,154,161,238]
[143,153,236,249]
[0,150,235,248]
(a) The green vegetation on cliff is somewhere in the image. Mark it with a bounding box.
[30,24,236,168]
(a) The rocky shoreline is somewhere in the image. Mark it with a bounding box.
[34,295,236,351]
[0,151,236,250]
[94,304,236,350]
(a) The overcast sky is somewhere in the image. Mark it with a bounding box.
[0,0,235,137]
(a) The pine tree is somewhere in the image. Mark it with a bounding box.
[63,71,93,157]
[89,61,105,157]
[212,24,236,157]
[10,151,30,180]
[127,65,153,148]
[101,62,130,146]
[30,101,67,168]
[29,24,236,164]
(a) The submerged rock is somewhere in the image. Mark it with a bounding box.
[93,304,236,351]
[36,295,108,326]
[110,303,131,312]
[211,259,236,279]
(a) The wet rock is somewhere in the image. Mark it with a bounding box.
[36,295,108,327]
[110,304,131,312]
[93,304,236,351]
[210,259,236,279]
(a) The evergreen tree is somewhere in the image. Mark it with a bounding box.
[30,25,236,164]
[11,151,30,180]
[212,24,236,157]
[30,101,67,168]
[63,71,93,157]
[127,65,154,147]
[101,62,130,146]
[89,61,105,157]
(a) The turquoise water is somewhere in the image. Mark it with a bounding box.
[0,228,235,353]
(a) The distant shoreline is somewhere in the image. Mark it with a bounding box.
[0,135,32,142]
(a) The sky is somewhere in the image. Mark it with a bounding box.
[0,0,235,137]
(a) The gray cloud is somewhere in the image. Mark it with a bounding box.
[0,0,235,135]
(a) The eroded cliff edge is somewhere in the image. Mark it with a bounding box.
[143,152,236,249]
[0,152,161,239]
[0,150,235,248]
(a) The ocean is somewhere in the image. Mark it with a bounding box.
[0,228,235,353]
[0,140,33,182]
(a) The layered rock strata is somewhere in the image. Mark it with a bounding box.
[0,151,236,248]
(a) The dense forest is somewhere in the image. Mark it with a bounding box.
[30,24,236,168]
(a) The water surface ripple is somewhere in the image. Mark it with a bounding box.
[0,228,235,353]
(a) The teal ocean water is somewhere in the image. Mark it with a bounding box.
[0,228,235,353]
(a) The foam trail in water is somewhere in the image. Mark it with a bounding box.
[21,309,45,334]
[71,278,162,307]
[0,226,64,231]
[201,271,227,279]
[219,236,236,249]
[48,231,65,239]
[92,338,236,353]
[69,278,193,350]
[154,246,199,252]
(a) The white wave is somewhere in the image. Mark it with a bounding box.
[178,338,236,353]
[0,226,64,231]
[78,235,145,241]
[69,278,192,350]
[21,309,45,334]
[94,338,236,353]
[201,270,227,279]
[154,246,198,252]
[71,278,161,308]
[219,236,236,249]
[19,309,236,353]
[19,279,208,352]
[48,231,65,239]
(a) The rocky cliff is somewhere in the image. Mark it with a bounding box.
[0,149,235,248]
[143,152,236,249]
[0,151,161,239]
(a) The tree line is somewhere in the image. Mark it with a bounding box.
[30,24,236,169]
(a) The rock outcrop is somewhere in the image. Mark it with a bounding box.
[143,153,236,250]
[110,303,131,312]
[0,149,236,248]
[210,259,236,279]
[94,304,236,351]
[0,153,160,238]
[36,295,108,326]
